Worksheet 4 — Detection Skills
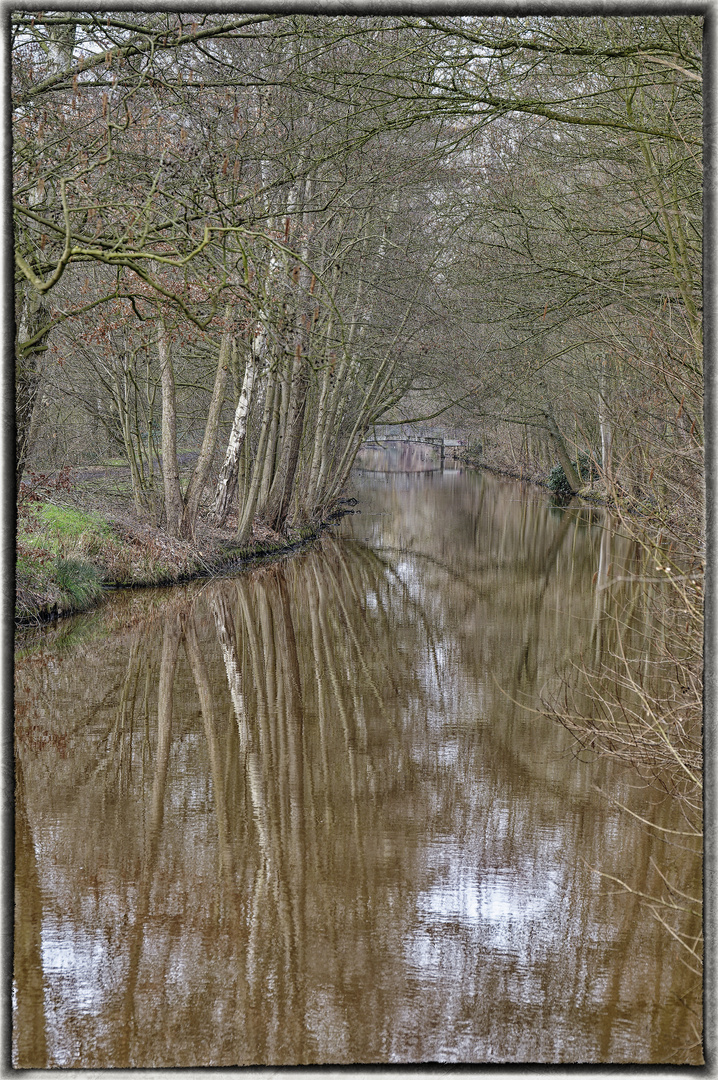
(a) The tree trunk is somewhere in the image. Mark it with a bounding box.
[537,378,582,492]
[15,23,77,483]
[158,322,185,536]
[263,175,316,529]
[181,309,232,536]
[256,347,286,514]
[266,348,310,532]
[115,379,147,516]
[598,358,613,487]
[16,322,45,484]
[305,264,341,513]
[542,407,582,492]
[211,331,263,526]
[237,366,280,543]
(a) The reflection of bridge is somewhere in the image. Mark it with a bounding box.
[361,435,466,464]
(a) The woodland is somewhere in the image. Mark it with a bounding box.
[13,14,705,1055]
[14,13,702,544]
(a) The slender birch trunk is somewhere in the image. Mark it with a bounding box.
[237,365,280,542]
[256,348,286,513]
[210,331,262,525]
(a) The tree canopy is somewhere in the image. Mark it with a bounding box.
[13,12,702,548]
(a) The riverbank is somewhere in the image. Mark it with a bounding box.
[464,457,549,489]
[16,492,352,626]
[460,450,661,522]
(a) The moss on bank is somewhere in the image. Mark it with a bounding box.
[16,500,332,626]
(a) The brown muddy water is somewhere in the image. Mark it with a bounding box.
[14,466,702,1066]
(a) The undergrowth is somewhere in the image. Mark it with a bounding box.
[16,467,326,624]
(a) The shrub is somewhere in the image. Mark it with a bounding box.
[18,465,73,514]
[547,463,573,496]
[547,451,599,495]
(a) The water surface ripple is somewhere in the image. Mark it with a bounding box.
[14,468,700,1065]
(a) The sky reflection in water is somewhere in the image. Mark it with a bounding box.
[14,466,701,1066]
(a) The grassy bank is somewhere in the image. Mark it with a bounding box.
[16,495,328,626]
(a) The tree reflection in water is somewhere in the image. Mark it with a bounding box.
[14,473,702,1066]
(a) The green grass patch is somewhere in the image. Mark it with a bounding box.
[38,502,111,540]
[16,500,111,620]
[97,457,130,467]
[18,502,113,562]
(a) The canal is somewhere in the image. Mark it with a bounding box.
[14,464,701,1066]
